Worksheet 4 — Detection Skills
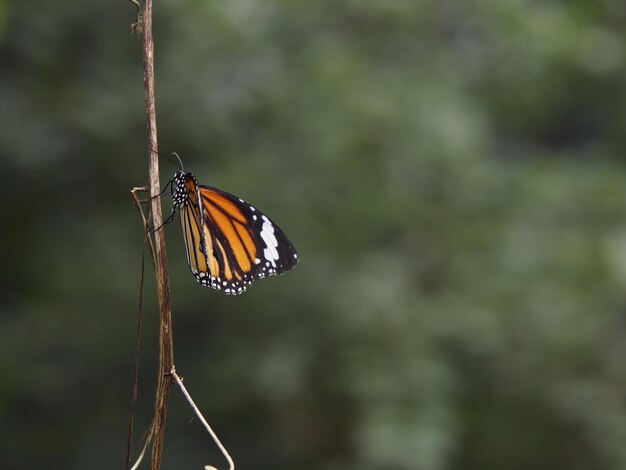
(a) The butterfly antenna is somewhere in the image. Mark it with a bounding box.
[149,148,184,171]
[171,152,184,171]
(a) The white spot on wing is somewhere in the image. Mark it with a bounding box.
[260,217,280,267]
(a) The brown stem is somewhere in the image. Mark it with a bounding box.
[139,1,175,468]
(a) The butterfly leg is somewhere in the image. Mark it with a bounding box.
[148,207,176,234]
[149,179,172,200]
[135,180,173,204]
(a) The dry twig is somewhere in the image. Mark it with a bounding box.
[171,367,235,470]
[128,0,176,467]
[127,3,235,469]
[126,186,155,470]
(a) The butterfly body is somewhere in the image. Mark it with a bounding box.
[171,170,298,295]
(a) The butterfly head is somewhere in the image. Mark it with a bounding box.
[171,170,190,208]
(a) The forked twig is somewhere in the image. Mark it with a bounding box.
[171,366,235,470]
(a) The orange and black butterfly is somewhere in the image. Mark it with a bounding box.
[168,156,298,295]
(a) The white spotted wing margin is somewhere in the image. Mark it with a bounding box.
[195,183,299,295]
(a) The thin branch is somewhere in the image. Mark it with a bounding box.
[171,367,235,470]
[126,228,147,470]
[129,4,236,470]
[126,186,156,470]
[130,426,154,470]
[135,0,176,467]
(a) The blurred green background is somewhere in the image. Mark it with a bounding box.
[1,0,626,469]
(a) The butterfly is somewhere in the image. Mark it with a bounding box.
[167,157,299,295]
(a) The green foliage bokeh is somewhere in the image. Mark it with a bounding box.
[1,0,625,469]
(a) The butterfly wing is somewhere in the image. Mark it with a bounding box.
[178,174,298,295]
